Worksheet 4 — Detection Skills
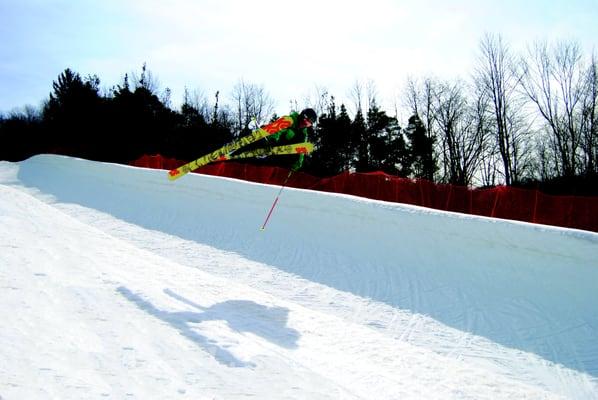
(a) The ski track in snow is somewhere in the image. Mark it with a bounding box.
[1,155,597,399]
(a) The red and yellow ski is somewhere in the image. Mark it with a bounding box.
[167,116,293,181]
[222,142,313,161]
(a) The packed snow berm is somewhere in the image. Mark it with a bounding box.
[1,155,597,399]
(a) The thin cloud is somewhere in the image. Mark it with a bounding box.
[1,0,597,114]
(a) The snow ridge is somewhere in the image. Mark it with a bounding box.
[1,155,597,399]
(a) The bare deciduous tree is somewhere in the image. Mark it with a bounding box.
[433,80,485,186]
[132,63,160,94]
[349,79,378,116]
[471,88,499,186]
[349,80,364,115]
[521,40,587,177]
[230,79,274,136]
[405,76,436,137]
[183,87,211,120]
[474,33,525,185]
[404,76,439,181]
[580,54,598,174]
[301,84,329,118]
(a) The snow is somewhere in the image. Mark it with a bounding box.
[1,154,597,399]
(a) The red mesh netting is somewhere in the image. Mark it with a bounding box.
[131,154,598,233]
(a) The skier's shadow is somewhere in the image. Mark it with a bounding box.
[117,286,300,368]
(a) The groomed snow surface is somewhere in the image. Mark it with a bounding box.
[1,155,597,399]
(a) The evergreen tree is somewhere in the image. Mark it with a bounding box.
[0,107,43,161]
[42,68,104,158]
[306,104,333,175]
[405,114,437,180]
[164,89,208,159]
[110,66,178,161]
[336,104,353,170]
[351,109,368,171]
[308,97,352,175]
[367,104,411,175]
[209,90,234,148]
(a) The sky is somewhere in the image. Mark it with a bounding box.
[1,0,597,117]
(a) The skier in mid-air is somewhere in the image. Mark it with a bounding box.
[263,108,317,171]
[168,108,317,180]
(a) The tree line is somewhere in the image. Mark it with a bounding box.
[1,34,597,194]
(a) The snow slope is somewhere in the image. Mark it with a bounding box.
[1,154,597,399]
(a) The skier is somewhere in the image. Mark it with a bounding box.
[168,108,317,180]
[265,108,317,171]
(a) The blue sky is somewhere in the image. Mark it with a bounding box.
[1,0,597,116]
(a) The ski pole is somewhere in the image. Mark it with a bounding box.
[260,170,293,231]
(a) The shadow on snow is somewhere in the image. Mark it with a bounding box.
[117,286,300,368]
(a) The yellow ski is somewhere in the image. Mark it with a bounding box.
[224,142,313,161]
[167,115,293,181]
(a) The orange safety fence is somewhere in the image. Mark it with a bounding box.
[131,154,598,233]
